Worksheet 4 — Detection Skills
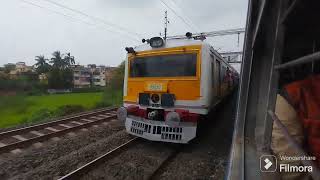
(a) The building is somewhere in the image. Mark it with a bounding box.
[7,62,35,79]
[72,64,116,88]
[73,65,91,88]
[38,73,47,82]
[91,65,107,87]
[105,67,116,86]
[15,62,33,72]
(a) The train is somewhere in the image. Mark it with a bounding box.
[117,33,239,143]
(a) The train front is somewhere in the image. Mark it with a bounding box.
[117,37,204,144]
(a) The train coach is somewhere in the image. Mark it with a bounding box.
[117,33,238,143]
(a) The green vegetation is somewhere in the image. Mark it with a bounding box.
[0,92,105,128]
[96,88,123,108]
[47,51,75,89]
[0,60,125,128]
[94,61,125,108]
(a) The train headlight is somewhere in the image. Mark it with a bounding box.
[149,37,164,48]
[117,107,127,122]
[165,112,180,127]
[151,94,160,103]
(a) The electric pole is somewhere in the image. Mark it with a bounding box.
[164,10,169,40]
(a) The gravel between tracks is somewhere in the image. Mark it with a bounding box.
[81,140,178,180]
[79,91,237,180]
[0,120,129,180]
[157,91,237,180]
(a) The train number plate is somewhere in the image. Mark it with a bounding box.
[144,81,167,92]
[148,83,163,91]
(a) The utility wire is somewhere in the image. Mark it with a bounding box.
[40,0,143,39]
[20,0,140,42]
[166,0,200,32]
[160,0,197,32]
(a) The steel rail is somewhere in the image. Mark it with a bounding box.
[0,113,118,154]
[58,138,139,180]
[147,146,181,180]
[0,107,117,139]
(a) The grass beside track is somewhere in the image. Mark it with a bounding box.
[0,92,104,128]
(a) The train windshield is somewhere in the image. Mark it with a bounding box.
[130,53,197,77]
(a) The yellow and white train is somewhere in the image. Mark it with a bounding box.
[117,34,238,143]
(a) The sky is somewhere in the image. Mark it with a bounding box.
[0,0,248,67]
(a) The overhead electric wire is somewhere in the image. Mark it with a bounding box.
[160,0,198,32]
[19,0,140,42]
[166,0,200,32]
[41,0,143,39]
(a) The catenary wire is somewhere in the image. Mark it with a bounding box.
[166,0,200,32]
[20,0,140,42]
[160,0,198,32]
[41,0,143,39]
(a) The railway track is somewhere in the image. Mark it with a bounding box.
[58,137,180,180]
[58,137,139,180]
[0,107,118,154]
[147,146,181,180]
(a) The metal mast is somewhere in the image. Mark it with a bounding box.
[164,10,169,40]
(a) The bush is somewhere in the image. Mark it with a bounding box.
[0,78,47,95]
[24,105,86,124]
[25,108,54,123]
[55,105,86,116]
[95,101,112,108]
[109,61,125,90]
[95,88,122,108]
[72,87,105,93]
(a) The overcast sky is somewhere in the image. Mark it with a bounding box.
[0,0,248,67]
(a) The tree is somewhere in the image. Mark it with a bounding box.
[50,51,64,69]
[64,53,75,66]
[34,55,50,74]
[0,71,9,80]
[48,51,75,89]
[4,64,16,73]
[110,61,125,90]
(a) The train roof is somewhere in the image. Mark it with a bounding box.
[133,38,209,52]
[131,38,238,74]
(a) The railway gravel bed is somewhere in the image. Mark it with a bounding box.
[0,108,117,154]
[0,92,237,179]
[0,120,127,180]
[80,140,179,180]
[156,91,237,179]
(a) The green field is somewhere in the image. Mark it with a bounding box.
[0,92,110,128]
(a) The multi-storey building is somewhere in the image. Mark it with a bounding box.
[7,62,34,79]
[73,65,91,88]
[92,65,106,87]
[72,64,115,88]
[104,67,116,86]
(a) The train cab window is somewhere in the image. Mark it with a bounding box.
[130,53,197,77]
